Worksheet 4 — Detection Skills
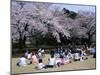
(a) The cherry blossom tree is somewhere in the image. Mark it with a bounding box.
[11,1,96,49]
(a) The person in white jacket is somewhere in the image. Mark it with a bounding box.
[17,55,27,67]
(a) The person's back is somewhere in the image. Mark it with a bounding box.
[38,63,45,69]
[50,50,54,57]
[48,58,55,65]
[37,59,45,69]
[32,54,38,63]
[19,57,27,66]
[91,48,96,54]
[74,53,80,60]
[48,55,56,66]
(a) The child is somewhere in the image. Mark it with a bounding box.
[17,55,27,67]
[60,55,65,65]
[37,59,45,70]
[55,58,61,67]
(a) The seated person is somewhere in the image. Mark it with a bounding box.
[56,56,71,67]
[44,55,56,68]
[27,52,32,60]
[93,52,96,58]
[91,48,96,55]
[37,59,45,70]
[80,49,88,61]
[60,55,71,65]
[74,52,80,61]
[24,50,29,58]
[31,53,38,64]
[50,50,55,57]
[17,55,27,67]
[55,58,61,67]
[38,52,42,59]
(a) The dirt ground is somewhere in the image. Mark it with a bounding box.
[11,54,96,74]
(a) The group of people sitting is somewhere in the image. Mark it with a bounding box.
[50,47,88,62]
[17,48,45,67]
[16,46,96,70]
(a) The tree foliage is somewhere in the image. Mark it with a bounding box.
[11,1,96,49]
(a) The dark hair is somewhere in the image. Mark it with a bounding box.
[32,52,35,55]
[60,55,64,58]
[39,59,42,63]
[21,54,25,57]
[51,55,54,58]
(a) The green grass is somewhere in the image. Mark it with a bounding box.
[11,54,96,74]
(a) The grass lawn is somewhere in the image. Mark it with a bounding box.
[11,54,96,74]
